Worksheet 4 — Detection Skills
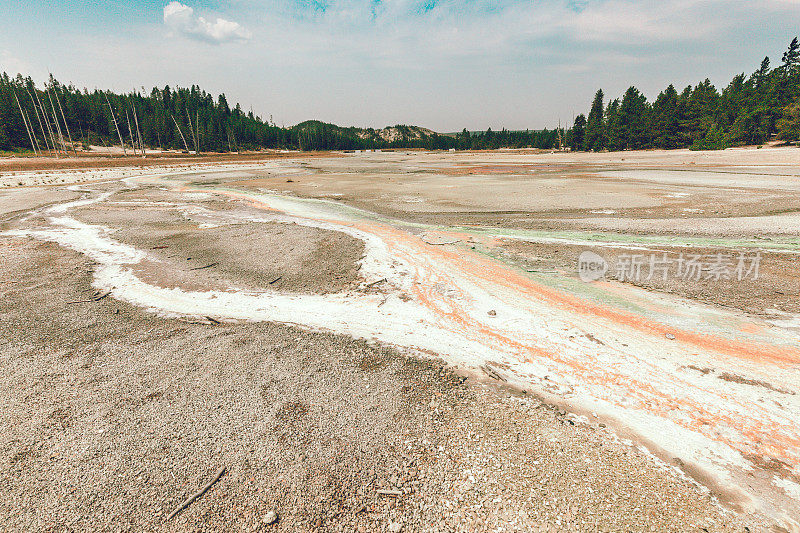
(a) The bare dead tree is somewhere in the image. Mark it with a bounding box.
[27,89,50,154]
[133,104,145,157]
[53,82,78,156]
[24,108,39,155]
[104,92,126,156]
[186,108,198,154]
[125,108,137,156]
[196,109,200,154]
[13,91,38,155]
[171,114,190,153]
[47,88,68,155]
[33,89,58,157]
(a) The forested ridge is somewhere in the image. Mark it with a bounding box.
[1,38,798,154]
[567,37,800,151]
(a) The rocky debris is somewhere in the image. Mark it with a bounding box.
[0,191,773,533]
[421,232,461,246]
[262,510,278,525]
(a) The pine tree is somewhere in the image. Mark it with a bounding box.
[755,56,771,89]
[782,37,799,73]
[585,89,605,151]
[777,97,800,142]
[651,85,680,149]
[618,86,649,149]
[778,37,800,110]
[692,124,727,151]
[569,114,586,151]
[604,98,622,150]
[680,79,719,142]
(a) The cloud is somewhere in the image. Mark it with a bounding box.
[18,0,795,131]
[252,0,800,76]
[163,2,252,44]
[1,50,34,76]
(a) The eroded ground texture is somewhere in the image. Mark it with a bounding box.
[1,147,799,532]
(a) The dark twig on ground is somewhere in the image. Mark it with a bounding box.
[166,467,227,521]
[189,262,219,271]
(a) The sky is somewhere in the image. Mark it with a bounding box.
[1,0,798,131]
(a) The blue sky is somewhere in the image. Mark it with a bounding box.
[1,1,798,131]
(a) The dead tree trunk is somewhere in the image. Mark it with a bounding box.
[125,108,137,156]
[28,89,50,154]
[104,93,126,156]
[47,88,68,155]
[186,108,198,154]
[13,91,38,155]
[53,83,77,156]
[34,89,58,157]
[171,114,190,153]
[133,104,145,157]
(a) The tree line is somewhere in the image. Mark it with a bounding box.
[0,75,298,153]
[0,73,565,153]
[1,37,798,154]
[567,37,800,151]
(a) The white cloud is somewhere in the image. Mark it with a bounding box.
[163,2,252,44]
[1,50,34,76]
[12,0,795,131]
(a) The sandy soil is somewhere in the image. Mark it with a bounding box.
[1,147,799,531]
[0,239,759,532]
[501,240,800,320]
[0,187,82,217]
[0,151,341,174]
[70,189,364,294]
[224,148,800,236]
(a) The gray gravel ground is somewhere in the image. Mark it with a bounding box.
[70,188,365,294]
[0,187,82,217]
[0,236,771,532]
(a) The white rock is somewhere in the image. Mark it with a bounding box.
[263,511,278,525]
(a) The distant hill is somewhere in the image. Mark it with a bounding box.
[292,121,438,150]
[360,124,437,143]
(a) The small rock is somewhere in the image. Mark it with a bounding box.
[263,511,278,525]
[665,333,676,340]
[487,310,496,316]
[388,522,402,532]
